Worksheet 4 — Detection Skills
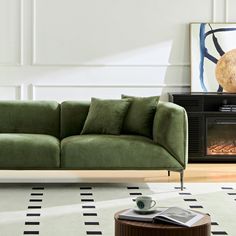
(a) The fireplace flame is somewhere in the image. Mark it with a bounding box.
[207,144,236,155]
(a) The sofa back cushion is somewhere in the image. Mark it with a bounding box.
[81,98,131,135]
[61,101,90,139]
[0,101,60,138]
[121,95,159,138]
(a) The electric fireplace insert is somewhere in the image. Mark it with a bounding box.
[206,117,236,156]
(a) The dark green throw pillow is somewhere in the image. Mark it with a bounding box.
[121,95,159,138]
[81,98,131,135]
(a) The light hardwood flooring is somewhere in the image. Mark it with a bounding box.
[0,164,236,183]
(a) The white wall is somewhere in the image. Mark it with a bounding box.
[0,0,232,102]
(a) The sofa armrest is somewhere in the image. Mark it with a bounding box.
[153,102,188,169]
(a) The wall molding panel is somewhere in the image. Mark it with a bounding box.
[31,84,190,101]
[0,85,24,100]
[20,0,24,65]
[0,0,217,101]
[32,0,212,67]
[32,0,37,66]
[225,0,236,22]
[31,64,191,68]
[0,0,23,66]
[225,0,228,22]
[212,0,216,22]
[213,0,227,22]
[32,0,191,67]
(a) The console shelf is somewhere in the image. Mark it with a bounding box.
[169,92,236,163]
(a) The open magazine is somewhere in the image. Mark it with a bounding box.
[118,207,205,227]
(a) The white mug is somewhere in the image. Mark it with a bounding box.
[135,196,156,211]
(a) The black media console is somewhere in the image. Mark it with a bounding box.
[169,92,236,163]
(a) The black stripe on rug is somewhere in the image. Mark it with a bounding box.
[29,199,42,202]
[23,231,39,235]
[32,187,44,190]
[83,213,97,216]
[129,193,142,196]
[127,187,139,189]
[26,213,40,217]
[80,193,93,196]
[211,222,219,225]
[81,199,94,202]
[84,222,99,225]
[174,186,186,190]
[28,206,42,209]
[189,205,203,208]
[80,187,92,190]
[25,222,40,225]
[31,193,43,196]
[221,187,233,190]
[211,231,228,235]
[82,206,96,209]
[184,199,197,202]
[86,231,102,235]
[179,192,191,195]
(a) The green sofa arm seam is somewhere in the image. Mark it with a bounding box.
[153,142,184,169]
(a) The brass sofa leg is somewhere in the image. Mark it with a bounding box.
[180,170,184,191]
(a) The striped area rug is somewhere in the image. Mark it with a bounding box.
[0,183,235,236]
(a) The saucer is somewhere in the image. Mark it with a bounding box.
[133,207,157,214]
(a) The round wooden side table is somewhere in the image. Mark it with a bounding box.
[114,210,211,236]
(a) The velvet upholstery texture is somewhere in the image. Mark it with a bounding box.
[61,135,182,170]
[121,95,159,138]
[81,98,131,135]
[153,102,188,168]
[0,134,60,169]
[0,101,60,138]
[0,100,188,172]
[61,101,90,139]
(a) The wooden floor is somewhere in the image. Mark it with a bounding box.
[0,164,236,183]
[74,164,236,183]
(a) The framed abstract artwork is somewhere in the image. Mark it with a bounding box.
[191,23,236,92]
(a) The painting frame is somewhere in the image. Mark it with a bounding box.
[190,22,236,93]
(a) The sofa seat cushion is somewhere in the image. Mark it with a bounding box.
[0,134,60,169]
[61,135,182,170]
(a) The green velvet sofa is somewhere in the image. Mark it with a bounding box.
[0,100,188,189]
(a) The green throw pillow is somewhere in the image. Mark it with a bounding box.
[81,98,131,135]
[121,95,159,138]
